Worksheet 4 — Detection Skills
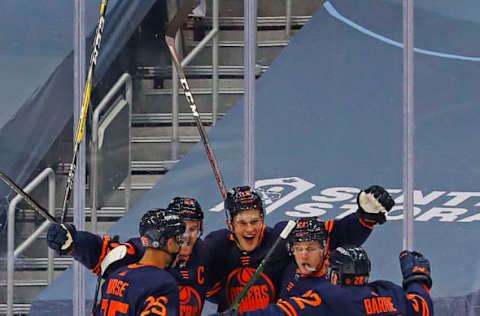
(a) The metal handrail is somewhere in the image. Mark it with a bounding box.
[7,168,56,316]
[286,0,292,38]
[169,0,293,159]
[91,72,132,233]
[171,0,219,160]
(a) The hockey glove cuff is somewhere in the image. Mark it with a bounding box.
[356,185,394,225]
[400,250,432,290]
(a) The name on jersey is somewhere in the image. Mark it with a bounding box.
[106,278,130,297]
[363,296,397,314]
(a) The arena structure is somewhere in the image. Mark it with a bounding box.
[1,0,479,315]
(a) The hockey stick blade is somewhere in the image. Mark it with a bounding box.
[61,0,109,223]
[165,0,201,38]
[0,171,57,223]
[165,0,227,200]
[231,220,297,310]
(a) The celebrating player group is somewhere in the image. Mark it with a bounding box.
[42,2,431,314]
[46,184,433,316]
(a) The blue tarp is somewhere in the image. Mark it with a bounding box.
[31,0,480,315]
[0,0,156,225]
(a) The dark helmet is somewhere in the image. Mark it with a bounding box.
[328,246,371,285]
[139,208,186,250]
[168,197,204,221]
[288,217,328,252]
[224,186,264,220]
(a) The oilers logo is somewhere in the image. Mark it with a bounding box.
[210,177,315,215]
[178,286,202,316]
[225,267,275,313]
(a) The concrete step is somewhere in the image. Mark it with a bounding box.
[41,185,130,211]
[14,221,115,258]
[0,303,31,315]
[184,40,287,66]
[199,15,314,29]
[0,282,46,304]
[204,0,325,17]
[138,65,269,80]
[51,167,162,207]
[184,29,299,42]
[161,78,244,90]
[131,136,200,161]
[0,270,64,283]
[125,173,164,185]
[0,279,48,287]
[1,257,73,271]
[133,125,208,138]
[98,172,166,207]
[131,160,178,174]
[0,280,47,305]
[133,113,225,126]
[17,217,114,239]
[138,88,242,114]
[17,207,126,223]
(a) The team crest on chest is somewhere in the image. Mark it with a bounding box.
[225,267,276,313]
[178,286,202,316]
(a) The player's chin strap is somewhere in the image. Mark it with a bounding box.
[91,240,128,314]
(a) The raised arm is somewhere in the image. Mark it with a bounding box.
[399,250,434,316]
[327,185,394,250]
[47,223,143,275]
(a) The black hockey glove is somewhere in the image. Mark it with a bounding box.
[356,185,394,225]
[47,223,77,255]
[399,250,432,290]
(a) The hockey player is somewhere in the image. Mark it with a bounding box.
[279,185,396,299]
[166,197,214,316]
[278,217,329,299]
[95,208,184,315]
[204,185,394,313]
[47,197,212,316]
[213,246,433,316]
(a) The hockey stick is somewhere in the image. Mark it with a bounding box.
[61,0,109,223]
[231,220,297,311]
[0,171,57,223]
[165,0,227,200]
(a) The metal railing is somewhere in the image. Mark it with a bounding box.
[169,0,295,160]
[286,0,292,38]
[171,0,219,160]
[7,167,56,316]
[91,72,132,233]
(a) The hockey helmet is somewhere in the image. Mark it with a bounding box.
[168,197,204,221]
[328,246,371,285]
[139,208,186,250]
[288,217,328,252]
[224,186,264,220]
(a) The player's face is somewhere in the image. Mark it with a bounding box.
[179,220,201,257]
[293,240,325,275]
[231,210,263,252]
[165,236,182,265]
